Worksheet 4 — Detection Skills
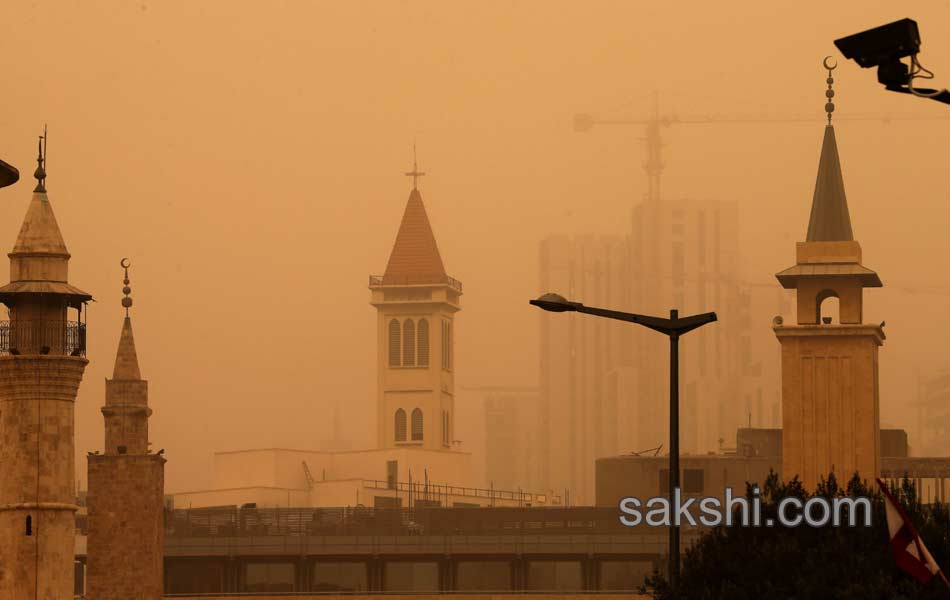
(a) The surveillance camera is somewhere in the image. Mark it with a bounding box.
[834,18,920,69]
[834,18,950,106]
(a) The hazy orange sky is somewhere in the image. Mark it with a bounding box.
[2,1,950,492]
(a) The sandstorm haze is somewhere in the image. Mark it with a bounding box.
[1,1,949,492]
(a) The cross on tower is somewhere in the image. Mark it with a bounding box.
[404,144,425,190]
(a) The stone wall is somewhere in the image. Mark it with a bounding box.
[87,453,165,600]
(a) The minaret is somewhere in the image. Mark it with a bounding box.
[87,260,165,600]
[0,131,92,599]
[370,150,462,451]
[773,60,884,489]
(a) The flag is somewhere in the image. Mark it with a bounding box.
[876,478,945,586]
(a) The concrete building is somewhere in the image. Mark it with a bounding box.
[171,168,556,510]
[86,264,166,599]
[595,428,914,507]
[538,194,780,503]
[0,137,92,598]
[773,95,884,489]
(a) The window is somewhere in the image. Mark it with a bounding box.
[402,320,416,366]
[386,460,398,489]
[242,562,295,593]
[311,562,368,592]
[683,469,705,494]
[394,409,407,442]
[388,319,401,367]
[25,515,32,536]
[417,319,429,366]
[672,242,684,288]
[441,322,448,369]
[411,408,423,441]
[447,321,453,370]
[442,411,448,445]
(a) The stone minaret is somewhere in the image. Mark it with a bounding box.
[87,261,165,600]
[773,63,884,489]
[0,132,92,598]
[370,156,462,450]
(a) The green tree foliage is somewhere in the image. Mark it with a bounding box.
[642,471,950,599]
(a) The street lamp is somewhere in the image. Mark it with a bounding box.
[530,292,717,588]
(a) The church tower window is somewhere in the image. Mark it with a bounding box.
[403,319,416,366]
[411,408,424,441]
[394,409,407,442]
[388,319,401,367]
[417,319,430,366]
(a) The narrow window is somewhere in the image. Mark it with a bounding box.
[395,409,407,442]
[25,515,32,536]
[386,460,398,489]
[388,319,401,367]
[441,322,448,369]
[447,322,453,370]
[411,408,424,441]
[417,319,430,366]
[403,320,416,366]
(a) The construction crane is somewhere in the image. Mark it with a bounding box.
[574,91,950,204]
[574,92,950,297]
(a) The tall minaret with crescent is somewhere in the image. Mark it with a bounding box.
[0,131,92,598]
[87,260,166,600]
[774,59,884,489]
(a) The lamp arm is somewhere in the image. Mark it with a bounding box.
[575,305,674,334]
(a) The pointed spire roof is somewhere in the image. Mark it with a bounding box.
[10,191,70,256]
[806,125,854,242]
[382,188,447,285]
[112,316,142,380]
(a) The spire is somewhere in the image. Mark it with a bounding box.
[806,59,854,242]
[33,126,46,193]
[113,259,142,380]
[382,186,447,285]
[11,127,69,257]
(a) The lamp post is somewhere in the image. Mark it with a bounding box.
[530,293,717,589]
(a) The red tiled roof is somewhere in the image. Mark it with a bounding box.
[382,189,447,285]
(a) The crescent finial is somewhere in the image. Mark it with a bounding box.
[120,257,131,269]
[823,56,837,71]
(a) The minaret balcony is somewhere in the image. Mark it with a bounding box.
[0,320,86,357]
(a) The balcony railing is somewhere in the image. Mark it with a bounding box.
[369,274,463,293]
[0,320,86,357]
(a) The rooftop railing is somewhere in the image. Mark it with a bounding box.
[162,506,653,539]
[0,320,86,357]
[369,274,463,293]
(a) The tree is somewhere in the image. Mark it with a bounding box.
[641,471,950,599]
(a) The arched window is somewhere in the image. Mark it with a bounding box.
[388,319,401,367]
[403,320,416,366]
[394,409,407,442]
[816,289,840,324]
[411,408,424,441]
[25,515,32,536]
[417,319,430,366]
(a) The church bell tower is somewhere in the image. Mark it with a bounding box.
[773,62,884,489]
[370,153,462,451]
